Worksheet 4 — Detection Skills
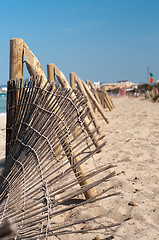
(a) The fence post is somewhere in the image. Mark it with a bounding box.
[23,41,47,85]
[9,38,23,80]
[83,82,109,124]
[9,38,23,109]
[76,77,102,135]
[6,39,24,158]
[47,63,56,83]
[70,72,76,89]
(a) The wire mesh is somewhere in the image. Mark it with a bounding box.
[0,77,119,239]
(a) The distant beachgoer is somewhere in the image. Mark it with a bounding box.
[134,89,139,97]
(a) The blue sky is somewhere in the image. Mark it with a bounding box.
[0,0,159,85]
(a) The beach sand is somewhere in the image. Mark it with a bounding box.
[0,97,159,239]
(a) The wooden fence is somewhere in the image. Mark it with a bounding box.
[0,38,118,239]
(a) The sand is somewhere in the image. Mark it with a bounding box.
[0,97,159,239]
[101,97,159,240]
